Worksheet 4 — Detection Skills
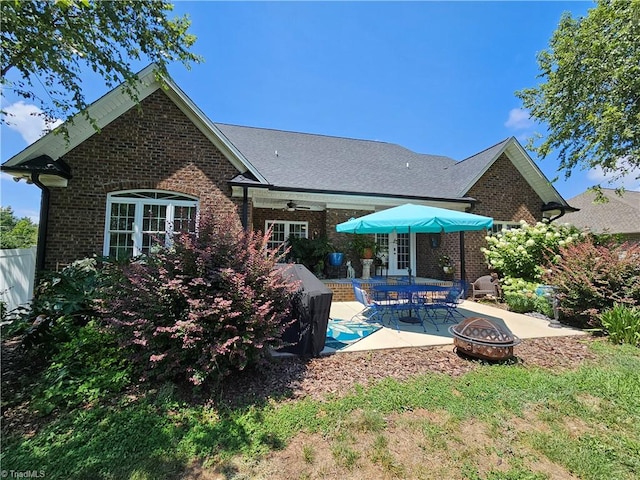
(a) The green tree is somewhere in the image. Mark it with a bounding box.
[517,1,640,189]
[0,206,38,249]
[1,0,201,131]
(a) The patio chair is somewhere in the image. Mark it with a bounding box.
[421,280,467,325]
[351,285,390,323]
[471,275,500,300]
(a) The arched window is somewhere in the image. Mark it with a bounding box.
[104,190,198,259]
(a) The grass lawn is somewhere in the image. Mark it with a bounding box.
[2,340,639,479]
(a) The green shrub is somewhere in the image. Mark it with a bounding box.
[544,240,640,328]
[101,213,299,387]
[599,304,640,347]
[504,291,537,314]
[33,320,131,414]
[286,235,333,276]
[4,258,109,353]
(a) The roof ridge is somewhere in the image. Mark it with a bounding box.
[214,122,400,147]
[455,137,512,164]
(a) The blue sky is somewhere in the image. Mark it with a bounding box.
[2,0,637,222]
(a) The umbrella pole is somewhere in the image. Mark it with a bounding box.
[408,226,412,284]
[459,231,466,284]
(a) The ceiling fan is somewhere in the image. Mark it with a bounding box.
[285,200,311,211]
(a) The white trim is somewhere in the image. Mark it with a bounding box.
[264,220,309,250]
[458,137,568,207]
[3,65,267,185]
[103,189,199,258]
[235,186,474,213]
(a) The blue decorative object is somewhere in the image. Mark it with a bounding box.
[328,252,344,266]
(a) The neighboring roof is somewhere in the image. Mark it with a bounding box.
[562,189,640,234]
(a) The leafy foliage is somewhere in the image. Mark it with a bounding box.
[33,320,131,414]
[482,220,583,283]
[600,304,640,347]
[286,235,334,276]
[1,0,201,131]
[4,257,106,352]
[516,1,640,189]
[0,206,38,249]
[101,214,299,387]
[543,240,640,328]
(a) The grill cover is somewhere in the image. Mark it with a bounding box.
[277,264,333,356]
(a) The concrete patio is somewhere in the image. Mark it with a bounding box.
[325,299,585,354]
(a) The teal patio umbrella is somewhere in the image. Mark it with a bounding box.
[336,203,493,281]
[336,203,493,234]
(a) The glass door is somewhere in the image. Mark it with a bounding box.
[376,232,412,277]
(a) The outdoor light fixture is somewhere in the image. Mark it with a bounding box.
[429,234,440,248]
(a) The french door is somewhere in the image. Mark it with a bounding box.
[376,232,413,276]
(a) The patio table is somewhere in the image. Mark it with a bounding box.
[371,283,450,331]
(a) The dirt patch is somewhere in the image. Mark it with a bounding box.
[249,408,581,480]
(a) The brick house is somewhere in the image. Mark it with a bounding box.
[2,65,576,287]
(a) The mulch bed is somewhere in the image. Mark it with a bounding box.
[217,334,598,406]
[1,334,599,431]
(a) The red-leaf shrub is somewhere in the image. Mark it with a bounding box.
[100,214,299,386]
[543,239,640,328]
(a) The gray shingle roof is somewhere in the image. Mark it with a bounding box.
[562,189,640,234]
[216,123,495,199]
[444,139,511,194]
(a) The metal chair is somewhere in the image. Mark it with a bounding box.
[421,280,468,325]
[351,284,389,323]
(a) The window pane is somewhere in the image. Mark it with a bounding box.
[288,223,307,239]
[110,203,135,232]
[396,233,410,270]
[141,233,163,254]
[267,222,286,250]
[142,204,167,232]
[109,233,134,259]
[173,205,197,233]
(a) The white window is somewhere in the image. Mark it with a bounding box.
[265,220,308,250]
[104,190,198,259]
[491,221,522,234]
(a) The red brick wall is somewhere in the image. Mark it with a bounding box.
[44,90,242,269]
[326,209,377,277]
[461,152,543,282]
[252,208,326,238]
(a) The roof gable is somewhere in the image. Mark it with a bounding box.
[3,65,267,184]
[448,137,568,207]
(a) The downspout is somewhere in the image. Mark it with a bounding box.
[241,186,249,230]
[31,173,49,272]
[547,207,567,223]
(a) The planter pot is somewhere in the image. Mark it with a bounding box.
[362,248,374,259]
[327,252,344,266]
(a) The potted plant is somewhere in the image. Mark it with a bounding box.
[348,234,378,259]
[327,238,348,266]
[438,254,454,276]
[286,236,334,276]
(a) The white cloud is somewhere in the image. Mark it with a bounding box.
[505,108,534,131]
[587,163,640,191]
[3,101,63,144]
